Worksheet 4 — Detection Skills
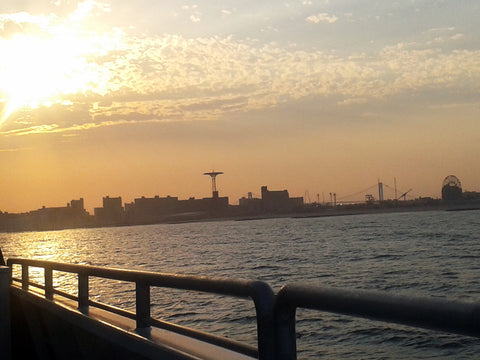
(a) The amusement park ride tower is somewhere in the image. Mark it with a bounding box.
[204,171,223,199]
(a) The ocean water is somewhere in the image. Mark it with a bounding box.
[1,209,479,359]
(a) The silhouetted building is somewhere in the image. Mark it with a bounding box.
[125,195,179,224]
[124,194,229,224]
[262,186,288,212]
[238,186,304,214]
[70,198,85,212]
[95,196,123,225]
[260,186,303,212]
[0,198,91,231]
[463,191,480,201]
[239,193,263,213]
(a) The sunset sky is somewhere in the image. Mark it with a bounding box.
[0,0,479,213]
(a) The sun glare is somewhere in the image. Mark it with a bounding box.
[0,20,120,125]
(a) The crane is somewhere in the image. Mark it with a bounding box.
[397,189,412,201]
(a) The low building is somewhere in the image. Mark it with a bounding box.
[239,186,304,214]
[124,194,229,224]
[0,198,91,231]
[261,186,303,213]
[239,192,263,213]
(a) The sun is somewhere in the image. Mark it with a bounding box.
[0,20,120,125]
[0,32,98,124]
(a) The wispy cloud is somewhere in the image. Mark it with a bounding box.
[306,13,338,24]
[425,27,456,34]
[0,146,32,152]
[181,4,202,23]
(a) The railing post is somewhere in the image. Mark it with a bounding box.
[44,267,53,300]
[78,273,89,311]
[274,301,297,360]
[135,281,151,332]
[21,264,29,290]
[249,281,276,360]
[0,247,5,266]
[0,266,12,360]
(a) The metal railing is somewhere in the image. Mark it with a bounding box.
[7,257,274,359]
[274,284,480,360]
[6,257,480,360]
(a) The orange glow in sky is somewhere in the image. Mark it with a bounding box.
[0,1,479,213]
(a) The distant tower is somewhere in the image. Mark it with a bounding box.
[204,170,223,199]
[378,180,384,202]
[394,177,398,200]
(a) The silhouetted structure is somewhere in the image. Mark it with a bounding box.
[378,181,384,202]
[0,199,91,231]
[441,175,462,202]
[124,194,229,224]
[239,186,303,214]
[262,186,304,212]
[463,191,480,201]
[94,196,123,225]
[204,171,223,199]
[238,192,263,213]
[1,174,479,233]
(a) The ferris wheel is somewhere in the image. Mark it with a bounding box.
[442,175,462,189]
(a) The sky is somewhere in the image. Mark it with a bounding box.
[0,0,479,213]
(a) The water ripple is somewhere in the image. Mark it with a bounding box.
[1,210,480,358]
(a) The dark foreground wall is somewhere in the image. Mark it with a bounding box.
[9,286,194,360]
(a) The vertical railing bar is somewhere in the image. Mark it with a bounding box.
[44,267,53,300]
[78,272,89,311]
[249,281,276,360]
[21,264,29,290]
[274,302,297,360]
[0,247,5,266]
[136,281,151,332]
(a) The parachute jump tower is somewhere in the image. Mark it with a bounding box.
[204,171,223,199]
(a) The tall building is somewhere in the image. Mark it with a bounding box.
[94,196,123,225]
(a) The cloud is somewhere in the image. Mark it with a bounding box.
[181,4,202,23]
[425,27,455,34]
[0,12,52,38]
[306,13,338,24]
[190,15,201,23]
[450,33,464,41]
[0,146,32,152]
[1,7,479,136]
[69,0,111,22]
[338,98,369,106]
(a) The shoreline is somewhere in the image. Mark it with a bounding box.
[1,203,479,233]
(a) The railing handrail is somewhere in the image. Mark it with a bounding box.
[8,257,258,297]
[274,284,480,359]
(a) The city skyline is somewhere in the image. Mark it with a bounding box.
[0,172,473,215]
[0,1,479,213]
